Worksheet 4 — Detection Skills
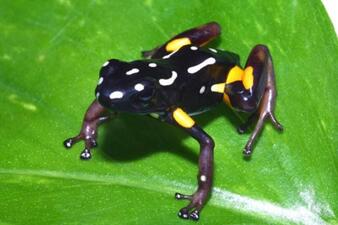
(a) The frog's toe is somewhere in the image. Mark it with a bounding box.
[243,146,253,157]
[63,133,84,149]
[175,192,192,200]
[177,207,190,219]
[80,148,92,160]
[63,138,74,149]
[189,210,200,220]
[175,192,204,221]
[63,135,83,149]
[268,112,283,131]
[237,125,247,134]
[177,207,200,221]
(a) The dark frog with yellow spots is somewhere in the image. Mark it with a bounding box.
[64,22,283,221]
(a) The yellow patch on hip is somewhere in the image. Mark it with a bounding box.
[173,108,195,128]
[165,37,192,52]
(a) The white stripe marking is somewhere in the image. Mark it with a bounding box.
[102,61,109,67]
[190,46,198,50]
[97,77,103,85]
[109,91,123,99]
[126,68,139,75]
[159,71,178,86]
[148,63,157,67]
[209,48,217,53]
[162,49,179,59]
[187,57,216,74]
[149,113,160,119]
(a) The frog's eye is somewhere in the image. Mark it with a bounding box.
[134,82,154,101]
[139,88,155,102]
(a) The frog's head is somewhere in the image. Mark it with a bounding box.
[95,59,159,113]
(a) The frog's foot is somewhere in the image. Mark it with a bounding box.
[243,87,283,157]
[63,132,97,160]
[175,191,207,221]
[63,100,112,160]
[63,118,99,160]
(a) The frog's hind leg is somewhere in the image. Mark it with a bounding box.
[142,22,221,59]
[164,107,214,221]
[225,45,283,156]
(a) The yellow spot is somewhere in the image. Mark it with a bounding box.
[211,83,225,93]
[226,66,255,90]
[173,108,195,128]
[165,37,191,52]
[243,66,254,89]
[223,93,231,106]
[226,66,243,84]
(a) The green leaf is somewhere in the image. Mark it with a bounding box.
[0,0,337,224]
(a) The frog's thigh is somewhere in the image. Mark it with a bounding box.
[142,22,221,59]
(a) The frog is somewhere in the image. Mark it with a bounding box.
[63,22,283,221]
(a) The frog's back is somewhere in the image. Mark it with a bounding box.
[150,45,240,114]
[96,45,239,115]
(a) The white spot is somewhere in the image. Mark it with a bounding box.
[109,91,123,99]
[159,71,178,86]
[200,175,207,182]
[183,214,188,218]
[190,46,198,50]
[96,92,100,98]
[134,83,144,91]
[66,142,71,147]
[209,48,217,53]
[148,63,157,67]
[199,86,206,94]
[98,77,103,85]
[126,68,139,75]
[187,57,216,74]
[162,49,179,59]
[102,61,109,67]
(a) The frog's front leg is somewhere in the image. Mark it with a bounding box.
[226,45,283,156]
[63,100,115,159]
[164,108,214,221]
[243,45,283,156]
